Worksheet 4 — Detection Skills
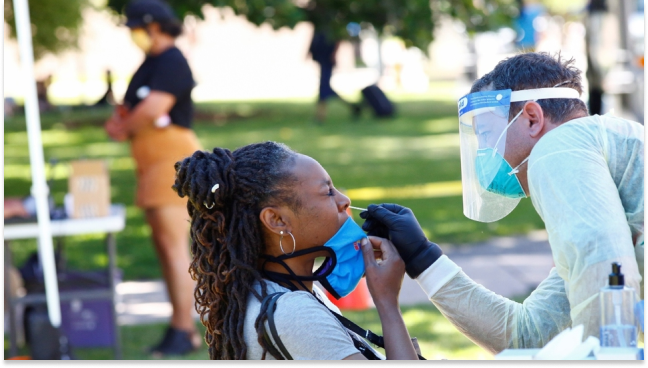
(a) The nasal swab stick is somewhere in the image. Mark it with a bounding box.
[349,206,367,211]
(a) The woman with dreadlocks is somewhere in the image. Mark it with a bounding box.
[173,141,420,360]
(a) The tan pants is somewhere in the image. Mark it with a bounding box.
[130,124,202,209]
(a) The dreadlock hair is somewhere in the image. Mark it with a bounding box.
[470,52,589,124]
[173,141,300,360]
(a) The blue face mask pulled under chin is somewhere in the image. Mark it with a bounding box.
[320,216,367,299]
[261,216,367,300]
[475,148,526,199]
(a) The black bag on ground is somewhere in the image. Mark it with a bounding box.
[361,85,394,118]
[19,250,114,359]
[23,305,73,360]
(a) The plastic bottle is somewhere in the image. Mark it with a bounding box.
[599,262,637,347]
[634,300,644,334]
[635,300,646,360]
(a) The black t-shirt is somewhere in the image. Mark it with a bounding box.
[124,46,195,129]
[309,32,336,67]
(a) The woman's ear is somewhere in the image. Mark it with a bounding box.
[259,207,290,235]
[522,101,545,138]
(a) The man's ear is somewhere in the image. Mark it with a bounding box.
[259,207,290,235]
[521,101,545,138]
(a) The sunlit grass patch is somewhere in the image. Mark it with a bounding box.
[344,303,493,360]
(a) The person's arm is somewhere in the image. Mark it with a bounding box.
[528,137,641,339]
[104,92,175,140]
[361,236,419,360]
[416,256,571,353]
[4,198,29,218]
[104,105,130,141]
[360,204,571,353]
[120,91,176,137]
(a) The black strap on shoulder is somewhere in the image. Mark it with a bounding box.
[306,293,384,349]
[331,311,385,347]
[328,306,426,360]
[348,333,382,360]
[261,290,426,360]
[259,293,285,360]
[260,292,293,360]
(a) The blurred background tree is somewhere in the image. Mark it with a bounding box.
[4,0,89,60]
[107,0,519,51]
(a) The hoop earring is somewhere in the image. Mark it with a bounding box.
[279,230,296,255]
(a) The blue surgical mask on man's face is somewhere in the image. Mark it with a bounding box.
[474,110,529,199]
[318,216,367,299]
[475,148,526,198]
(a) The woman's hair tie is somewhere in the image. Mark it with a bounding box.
[204,183,220,209]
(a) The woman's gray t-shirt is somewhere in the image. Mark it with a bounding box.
[243,280,361,360]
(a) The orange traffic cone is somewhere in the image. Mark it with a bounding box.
[324,277,373,310]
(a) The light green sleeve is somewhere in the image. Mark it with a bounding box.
[416,257,571,354]
[528,126,641,340]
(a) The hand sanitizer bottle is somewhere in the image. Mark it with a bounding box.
[599,262,637,347]
[634,300,644,334]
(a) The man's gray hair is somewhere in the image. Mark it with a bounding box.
[470,52,589,123]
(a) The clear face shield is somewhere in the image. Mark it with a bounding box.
[458,87,581,222]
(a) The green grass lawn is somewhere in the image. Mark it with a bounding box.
[4,84,544,360]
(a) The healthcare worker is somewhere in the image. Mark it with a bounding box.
[361,52,644,353]
[104,0,202,356]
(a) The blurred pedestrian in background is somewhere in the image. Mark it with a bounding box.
[103,0,202,357]
[308,30,360,123]
[514,0,546,51]
[94,70,115,106]
[36,75,53,112]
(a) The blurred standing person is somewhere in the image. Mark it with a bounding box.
[36,75,52,112]
[94,70,115,106]
[308,30,359,123]
[104,0,202,357]
[584,0,608,115]
[514,0,546,51]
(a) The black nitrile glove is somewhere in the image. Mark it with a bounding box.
[360,203,443,279]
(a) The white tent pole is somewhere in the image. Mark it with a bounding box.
[13,0,61,328]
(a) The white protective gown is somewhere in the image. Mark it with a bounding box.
[416,114,644,354]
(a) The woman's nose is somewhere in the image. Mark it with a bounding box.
[337,190,350,213]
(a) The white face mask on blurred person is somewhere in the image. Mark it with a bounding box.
[131,28,152,53]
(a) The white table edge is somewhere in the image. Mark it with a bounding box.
[3,204,126,240]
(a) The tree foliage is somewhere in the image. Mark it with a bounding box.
[108,0,519,51]
[5,0,89,60]
[4,0,519,61]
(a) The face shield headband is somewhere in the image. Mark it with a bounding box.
[457,85,581,223]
